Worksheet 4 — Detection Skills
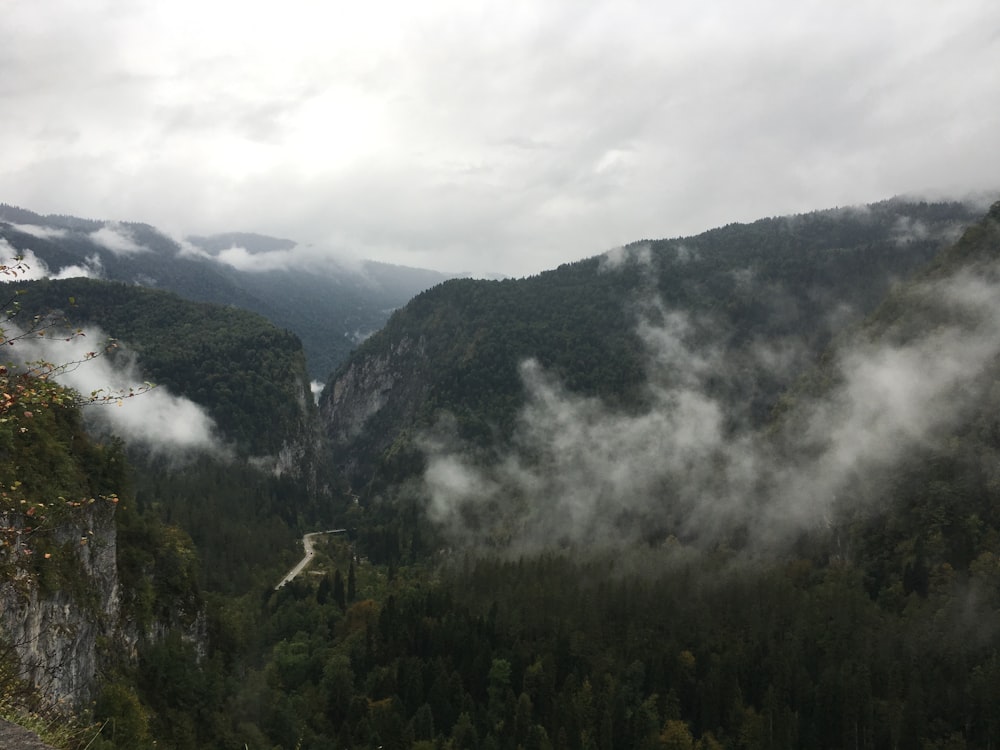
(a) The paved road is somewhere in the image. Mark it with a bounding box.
[274,529,345,590]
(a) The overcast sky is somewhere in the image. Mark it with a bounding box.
[2,1,998,276]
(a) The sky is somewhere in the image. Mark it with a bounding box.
[2,1,999,277]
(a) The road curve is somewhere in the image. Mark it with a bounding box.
[275,529,346,590]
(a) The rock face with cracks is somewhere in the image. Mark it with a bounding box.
[0,500,125,710]
[321,334,430,476]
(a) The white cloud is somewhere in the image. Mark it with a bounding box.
[7,324,220,455]
[9,223,67,240]
[215,245,294,273]
[52,254,102,280]
[422,261,1000,551]
[213,241,361,275]
[0,243,101,281]
[89,224,148,256]
[174,236,213,260]
[0,241,47,280]
[599,243,651,272]
[0,1,998,275]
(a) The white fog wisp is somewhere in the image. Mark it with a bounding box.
[421,262,1000,552]
[6,325,221,456]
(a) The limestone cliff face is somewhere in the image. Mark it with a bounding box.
[0,499,126,709]
[255,368,325,487]
[320,335,429,477]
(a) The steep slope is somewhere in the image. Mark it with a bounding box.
[0,206,454,379]
[8,279,336,592]
[12,278,314,458]
[321,197,985,492]
[776,200,1000,593]
[159,201,1000,750]
[0,380,125,710]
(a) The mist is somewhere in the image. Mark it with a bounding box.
[88,223,149,256]
[421,261,1000,554]
[6,324,221,457]
[0,244,102,281]
[208,241,366,276]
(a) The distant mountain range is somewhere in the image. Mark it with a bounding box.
[7,193,1000,748]
[0,204,457,380]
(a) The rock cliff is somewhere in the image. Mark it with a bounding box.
[0,499,124,709]
[321,334,430,480]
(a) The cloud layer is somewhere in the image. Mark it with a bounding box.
[422,263,1000,552]
[6,324,219,456]
[0,243,102,281]
[1,1,999,275]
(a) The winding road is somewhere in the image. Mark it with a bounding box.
[274,529,346,590]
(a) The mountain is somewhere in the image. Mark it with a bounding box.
[0,276,341,737]
[320,197,987,494]
[0,365,202,739]
[5,277,343,591]
[0,205,455,380]
[6,194,1000,748]
[203,198,1000,750]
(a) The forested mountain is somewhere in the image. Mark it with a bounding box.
[321,198,984,492]
[10,278,313,457]
[5,277,346,589]
[6,196,1000,749]
[0,205,455,380]
[0,274,349,743]
[133,198,999,750]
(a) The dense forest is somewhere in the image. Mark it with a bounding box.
[322,198,983,494]
[3,198,1000,749]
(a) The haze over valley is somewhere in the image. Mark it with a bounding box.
[3,193,999,747]
[3,1,1000,747]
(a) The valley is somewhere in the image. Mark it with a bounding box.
[1,196,999,748]
[276,530,348,590]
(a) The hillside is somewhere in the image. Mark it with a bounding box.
[321,197,985,493]
[152,200,1000,750]
[0,205,455,380]
[8,279,337,593]
[5,198,1000,749]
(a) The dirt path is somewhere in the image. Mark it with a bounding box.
[0,718,58,750]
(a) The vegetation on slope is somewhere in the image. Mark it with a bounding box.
[8,200,1000,749]
[11,278,312,457]
[326,198,983,493]
[0,205,453,379]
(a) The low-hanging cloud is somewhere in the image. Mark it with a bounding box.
[5,324,221,456]
[212,242,365,275]
[421,261,1000,553]
[8,223,68,240]
[89,223,149,256]
[599,243,652,272]
[0,242,102,281]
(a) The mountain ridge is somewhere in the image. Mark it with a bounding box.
[0,204,457,380]
[320,196,989,495]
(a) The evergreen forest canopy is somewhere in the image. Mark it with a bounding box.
[3,196,1000,749]
[322,197,985,494]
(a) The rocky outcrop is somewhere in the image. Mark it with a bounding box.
[323,336,426,443]
[0,499,126,710]
[320,334,431,483]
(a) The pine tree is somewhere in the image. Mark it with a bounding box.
[333,569,346,610]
